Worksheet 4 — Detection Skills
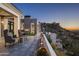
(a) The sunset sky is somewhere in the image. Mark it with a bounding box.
[14,3,79,30]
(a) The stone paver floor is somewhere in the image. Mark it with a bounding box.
[0,35,39,56]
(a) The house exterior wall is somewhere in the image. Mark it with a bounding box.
[20,19,24,30]
[31,23,35,34]
[31,18,37,34]
[24,16,37,34]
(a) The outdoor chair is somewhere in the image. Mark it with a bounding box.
[4,30,15,47]
[18,30,23,43]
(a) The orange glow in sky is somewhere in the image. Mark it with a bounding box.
[64,26,79,30]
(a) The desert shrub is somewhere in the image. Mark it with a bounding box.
[37,47,49,56]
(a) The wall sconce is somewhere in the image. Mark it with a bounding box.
[1,21,4,24]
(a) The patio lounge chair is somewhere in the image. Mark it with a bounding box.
[4,30,15,47]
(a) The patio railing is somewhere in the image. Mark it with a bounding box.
[42,34,56,56]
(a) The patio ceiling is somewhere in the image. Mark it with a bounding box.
[0,8,14,17]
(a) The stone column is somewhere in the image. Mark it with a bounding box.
[0,17,1,38]
[18,16,21,30]
[3,17,8,30]
[0,17,4,47]
[14,16,19,37]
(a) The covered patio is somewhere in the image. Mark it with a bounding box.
[0,3,23,47]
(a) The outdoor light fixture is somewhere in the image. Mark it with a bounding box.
[1,21,4,24]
